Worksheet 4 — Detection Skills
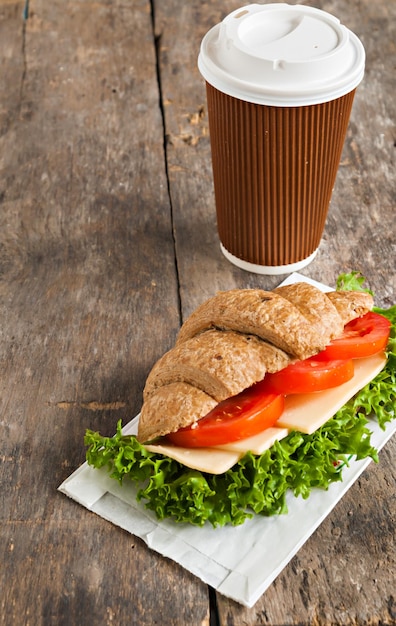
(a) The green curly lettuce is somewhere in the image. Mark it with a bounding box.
[85,273,396,527]
[336,270,374,294]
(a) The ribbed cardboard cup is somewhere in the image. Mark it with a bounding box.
[199,4,365,274]
[206,85,356,272]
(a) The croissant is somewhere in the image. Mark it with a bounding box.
[137,283,373,443]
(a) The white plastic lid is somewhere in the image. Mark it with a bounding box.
[198,3,365,106]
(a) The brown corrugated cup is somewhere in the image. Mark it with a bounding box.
[198,4,365,274]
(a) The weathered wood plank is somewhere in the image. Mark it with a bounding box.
[155,0,396,623]
[0,1,209,624]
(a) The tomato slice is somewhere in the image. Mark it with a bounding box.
[166,386,284,448]
[264,357,355,395]
[165,311,390,448]
[317,311,391,360]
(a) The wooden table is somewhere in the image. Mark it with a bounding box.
[1,1,395,624]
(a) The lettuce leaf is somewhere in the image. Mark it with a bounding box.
[85,274,396,527]
[84,401,380,528]
[336,270,374,294]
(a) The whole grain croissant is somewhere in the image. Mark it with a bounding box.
[137,283,373,443]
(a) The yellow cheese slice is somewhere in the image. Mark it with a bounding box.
[212,427,289,453]
[145,353,386,474]
[276,352,386,434]
[145,427,289,474]
[144,442,240,475]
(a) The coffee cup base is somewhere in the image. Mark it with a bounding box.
[220,244,319,276]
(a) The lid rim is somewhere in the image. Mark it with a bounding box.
[198,56,364,107]
[198,3,365,108]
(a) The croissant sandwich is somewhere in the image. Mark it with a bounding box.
[138,282,374,443]
[85,277,394,527]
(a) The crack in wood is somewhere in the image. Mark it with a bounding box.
[149,0,183,330]
[23,0,29,20]
[19,2,29,111]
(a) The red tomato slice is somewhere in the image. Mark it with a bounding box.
[166,386,284,448]
[165,312,389,448]
[264,357,355,395]
[317,311,391,360]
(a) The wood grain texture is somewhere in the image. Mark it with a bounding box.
[0,0,395,624]
[0,1,208,624]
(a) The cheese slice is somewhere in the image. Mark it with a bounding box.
[144,442,241,475]
[145,427,289,474]
[144,353,386,474]
[276,352,386,434]
[213,427,289,453]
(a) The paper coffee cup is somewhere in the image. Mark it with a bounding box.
[198,4,365,274]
